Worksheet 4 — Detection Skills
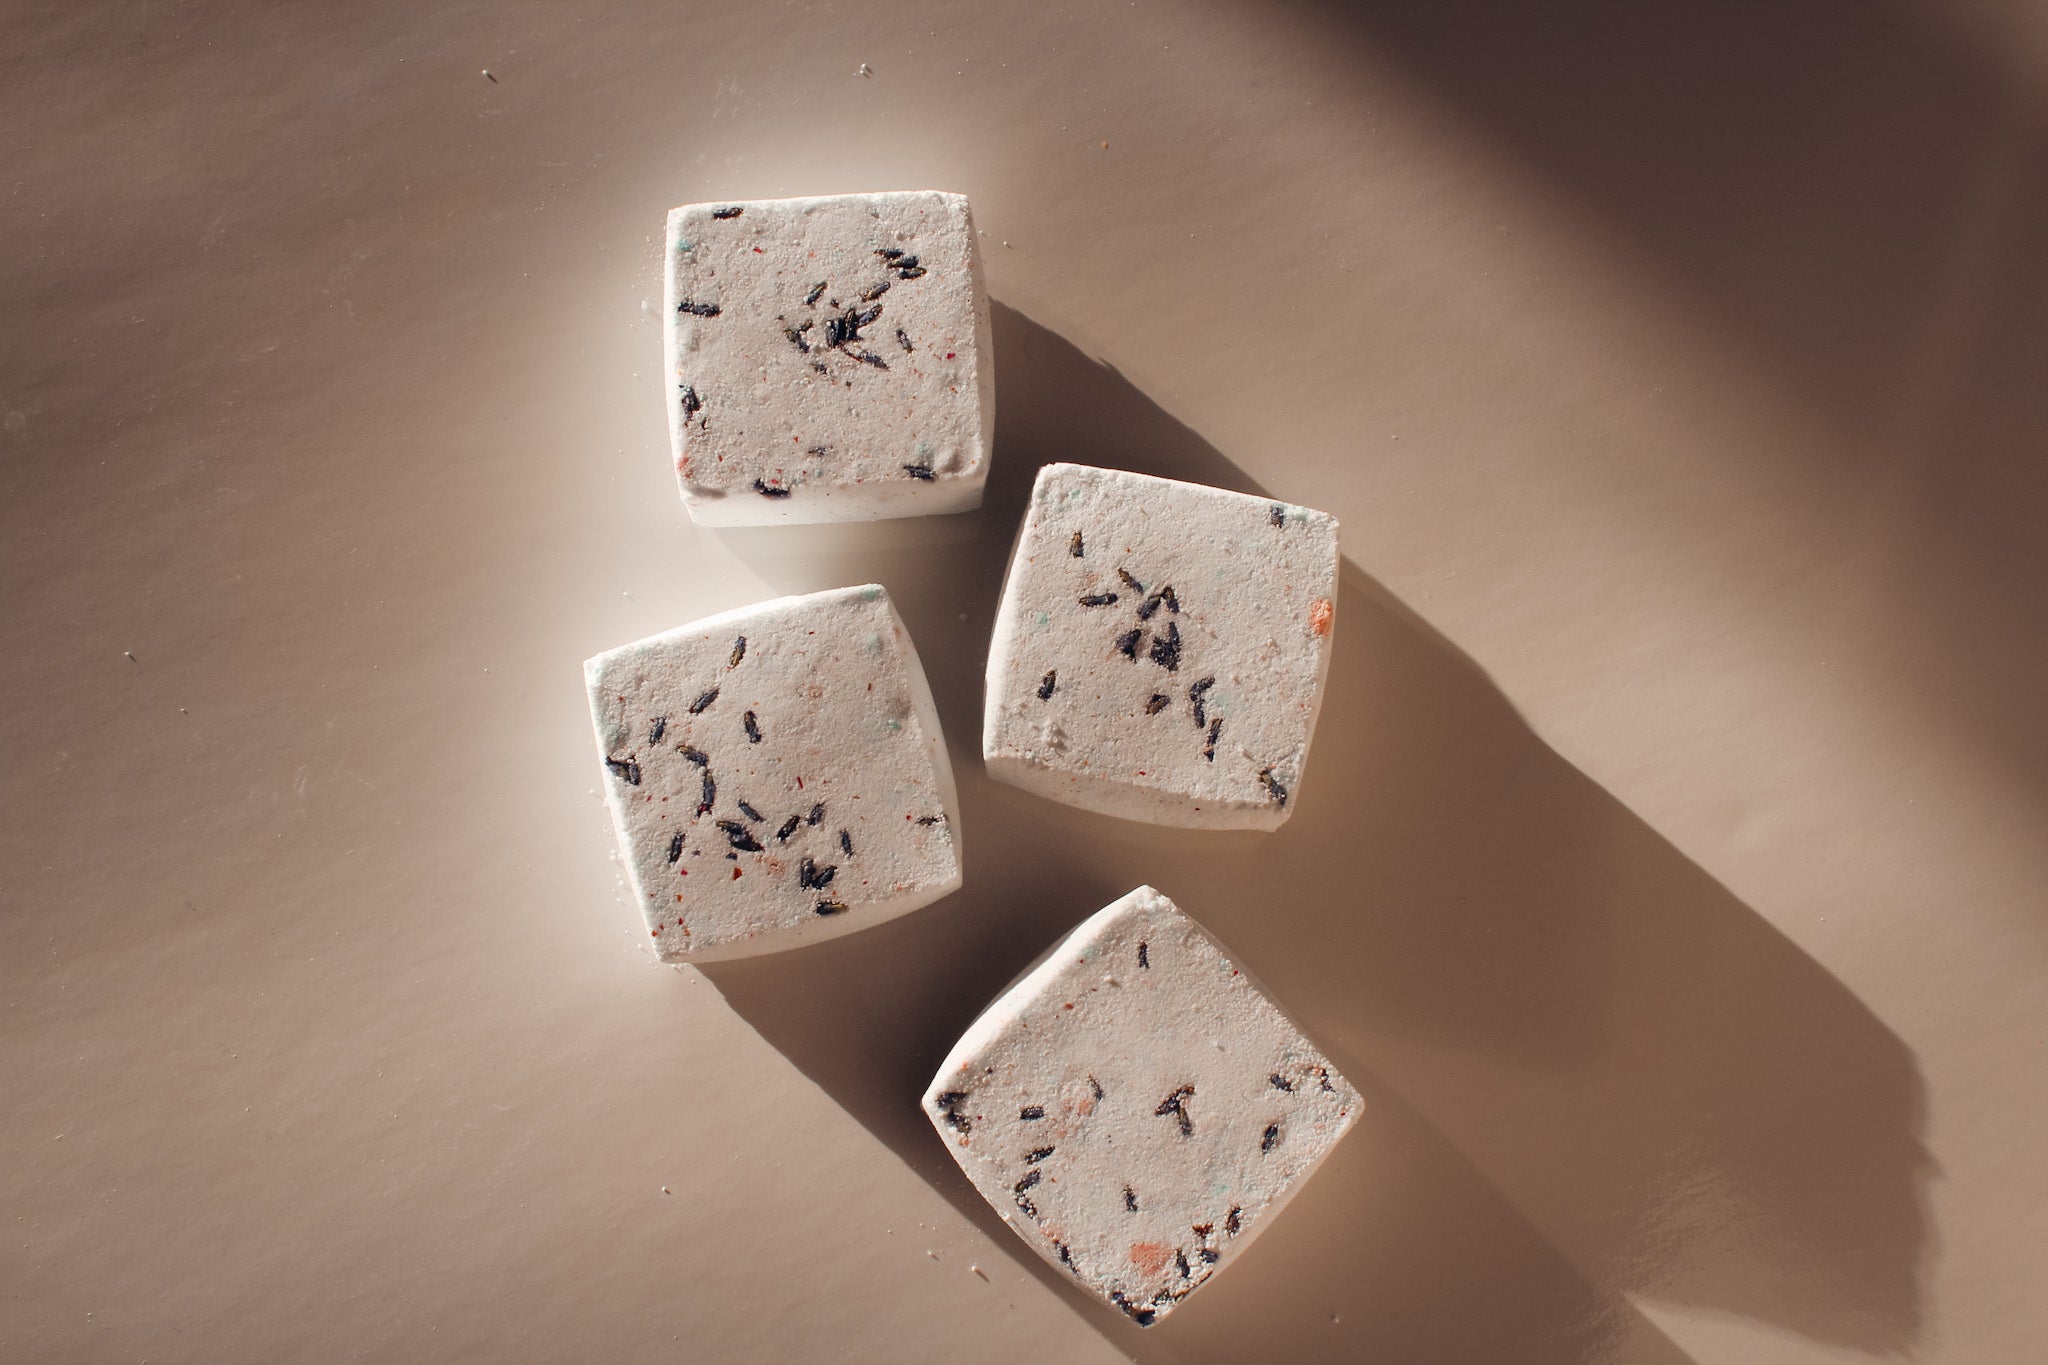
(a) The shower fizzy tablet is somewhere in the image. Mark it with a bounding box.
[665,191,994,524]
[922,886,1359,1326]
[984,464,1339,829]
[586,585,961,960]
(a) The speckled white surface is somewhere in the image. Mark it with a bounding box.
[984,464,1339,829]
[923,886,1359,1326]
[586,584,961,959]
[665,191,993,524]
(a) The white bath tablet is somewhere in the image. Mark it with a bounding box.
[665,190,994,524]
[922,885,1360,1326]
[585,584,962,960]
[983,464,1339,829]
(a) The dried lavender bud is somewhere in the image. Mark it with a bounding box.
[807,803,826,826]
[1125,1186,1140,1212]
[1135,585,1179,621]
[815,899,850,915]
[1020,1106,1045,1121]
[896,327,914,351]
[1115,628,1143,660]
[1188,677,1216,728]
[710,206,743,219]
[839,829,853,856]
[604,755,641,786]
[1155,1085,1195,1137]
[1037,670,1057,700]
[804,280,828,306]
[676,299,722,317]
[729,636,747,668]
[1257,767,1288,805]
[678,384,703,418]
[742,710,762,744]
[716,820,763,852]
[1117,567,1145,593]
[1069,531,1085,557]
[752,480,792,498]
[1148,621,1182,672]
[903,463,935,480]
[1203,718,1222,762]
[1270,503,1286,526]
[798,857,836,890]
[860,280,891,302]
[667,831,685,863]
[1025,1146,1055,1164]
[1078,593,1118,607]
[1260,1123,1280,1154]
[648,716,667,744]
[689,689,719,714]
[775,815,801,843]
[1144,694,1171,715]
[1269,1074,1294,1093]
[677,745,710,766]
[737,800,764,823]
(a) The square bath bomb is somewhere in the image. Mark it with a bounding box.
[665,191,994,524]
[983,464,1339,829]
[585,584,961,961]
[922,886,1359,1327]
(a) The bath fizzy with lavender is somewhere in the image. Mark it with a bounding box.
[984,464,1339,829]
[586,585,961,959]
[923,885,1359,1325]
[665,191,993,524]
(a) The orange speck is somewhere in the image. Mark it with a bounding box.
[1310,597,1334,636]
[675,894,683,902]
[1129,1242,1174,1276]
[731,867,742,880]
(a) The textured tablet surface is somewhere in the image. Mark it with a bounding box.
[984,464,1339,828]
[923,887,1359,1325]
[665,191,992,524]
[587,585,961,959]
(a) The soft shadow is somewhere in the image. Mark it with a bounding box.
[1295,0,2048,808]
[702,305,1927,1358]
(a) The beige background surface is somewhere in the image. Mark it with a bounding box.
[5,2,2045,1361]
